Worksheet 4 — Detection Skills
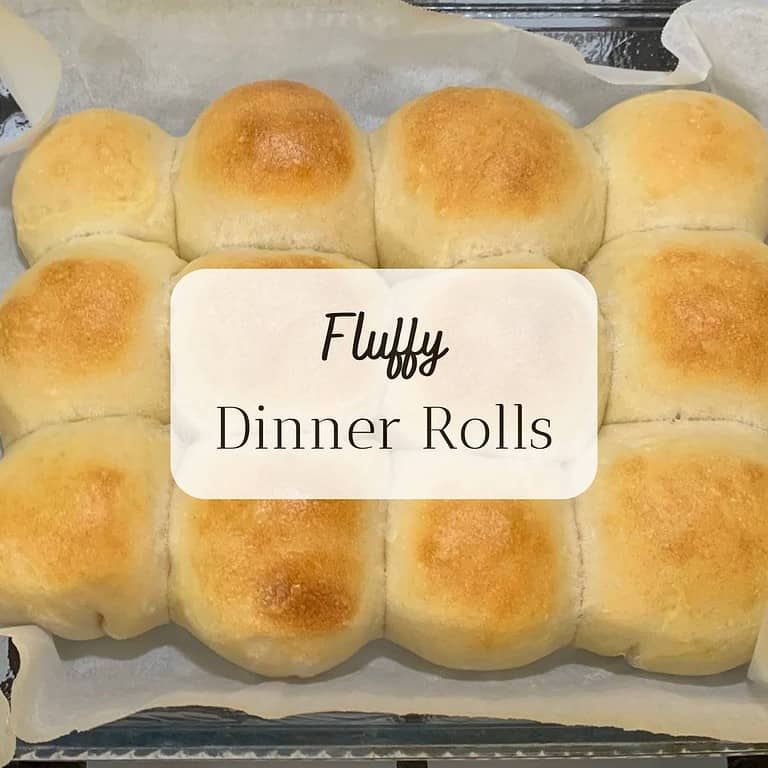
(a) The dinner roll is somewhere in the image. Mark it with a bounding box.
[176,248,368,276]
[372,87,605,269]
[169,494,385,677]
[586,89,768,241]
[596,309,612,429]
[455,254,559,270]
[386,499,579,670]
[586,229,768,431]
[0,417,171,640]
[576,421,768,675]
[456,254,611,427]
[174,81,376,265]
[0,235,183,444]
[12,108,177,264]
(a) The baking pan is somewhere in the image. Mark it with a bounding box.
[7,0,754,760]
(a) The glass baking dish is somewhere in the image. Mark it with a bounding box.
[411,0,681,70]
[12,709,768,761]
[8,0,760,760]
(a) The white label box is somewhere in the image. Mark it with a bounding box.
[170,268,598,499]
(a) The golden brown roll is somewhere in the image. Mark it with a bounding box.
[386,499,579,670]
[169,494,385,677]
[0,235,183,445]
[585,229,768,431]
[372,87,605,269]
[0,417,171,640]
[586,89,768,242]
[576,421,768,675]
[12,108,177,265]
[173,81,376,265]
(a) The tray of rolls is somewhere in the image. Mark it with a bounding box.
[2,0,768,760]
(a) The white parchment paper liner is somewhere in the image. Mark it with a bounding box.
[2,0,768,755]
[0,6,60,156]
[0,693,10,767]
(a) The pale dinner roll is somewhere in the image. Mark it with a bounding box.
[169,494,385,677]
[173,81,376,265]
[576,421,768,675]
[586,89,768,241]
[586,229,768,431]
[12,108,177,264]
[0,235,184,445]
[372,87,605,269]
[456,254,611,427]
[596,309,613,429]
[386,499,578,670]
[176,248,369,276]
[0,417,171,640]
[455,253,559,270]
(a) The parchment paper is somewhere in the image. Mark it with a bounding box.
[2,0,768,755]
